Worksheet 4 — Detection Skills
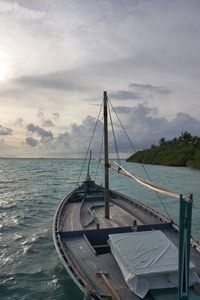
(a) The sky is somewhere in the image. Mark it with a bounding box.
[0,0,200,158]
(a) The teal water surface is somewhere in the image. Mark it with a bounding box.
[0,158,200,300]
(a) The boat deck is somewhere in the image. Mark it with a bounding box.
[56,190,200,300]
[60,197,153,299]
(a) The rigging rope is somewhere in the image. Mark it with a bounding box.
[108,98,172,219]
[76,94,174,220]
[108,99,121,165]
[94,127,104,181]
[76,100,104,187]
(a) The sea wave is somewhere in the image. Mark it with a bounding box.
[0,158,199,300]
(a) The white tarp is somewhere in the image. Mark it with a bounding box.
[108,230,200,298]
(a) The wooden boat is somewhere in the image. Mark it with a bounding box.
[53,92,200,299]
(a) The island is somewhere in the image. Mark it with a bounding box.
[126,132,200,168]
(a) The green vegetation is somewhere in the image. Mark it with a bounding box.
[127,132,200,168]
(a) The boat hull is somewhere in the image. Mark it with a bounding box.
[53,181,200,299]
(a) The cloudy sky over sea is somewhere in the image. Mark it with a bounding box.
[0,0,200,158]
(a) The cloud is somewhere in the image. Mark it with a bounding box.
[43,115,103,157]
[14,117,24,126]
[129,83,171,95]
[25,137,39,147]
[0,0,200,158]
[170,112,200,134]
[113,104,200,151]
[109,90,140,100]
[37,108,55,127]
[42,119,54,127]
[0,1,46,21]
[0,124,13,135]
[1,101,200,158]
[51,104,200,157]
[15,71,76,91]
[52,112,59,120]
[21,115,102,156]
[56,132,70,146]
[112,106,132,114]
[27,123,53,141]
[67,115,103,154]
[0,138,7,149]
[37,108,44,119]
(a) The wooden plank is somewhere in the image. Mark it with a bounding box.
[62,202,82,231]
[81,200,143,230]
[96,271,121,300]
[63,235,141,299]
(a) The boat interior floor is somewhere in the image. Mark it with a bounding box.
[59,195,200,299]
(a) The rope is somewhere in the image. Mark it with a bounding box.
[84,286,100,300]
[94,126,104,181]
[76,100,104,188]
[107,98,171,219]
[76,94,172,219]
[84,205,105,228]
[108,99,121,165]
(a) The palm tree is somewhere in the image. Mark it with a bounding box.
[179,132,192,145]
[159,137,167,146]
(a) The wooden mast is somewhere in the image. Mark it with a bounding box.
[104,91,109,218]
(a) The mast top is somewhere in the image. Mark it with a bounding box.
[104,91,107,106]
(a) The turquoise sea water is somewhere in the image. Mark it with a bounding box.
[1,158,200,300]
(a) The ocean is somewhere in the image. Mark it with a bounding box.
[1,158,200,300]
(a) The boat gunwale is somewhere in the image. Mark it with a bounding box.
[109,189,200,253]
[53,188,106,300]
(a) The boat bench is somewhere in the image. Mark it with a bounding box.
[60,222,172,255]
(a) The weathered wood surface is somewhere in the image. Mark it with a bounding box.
[57,190,200,299]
